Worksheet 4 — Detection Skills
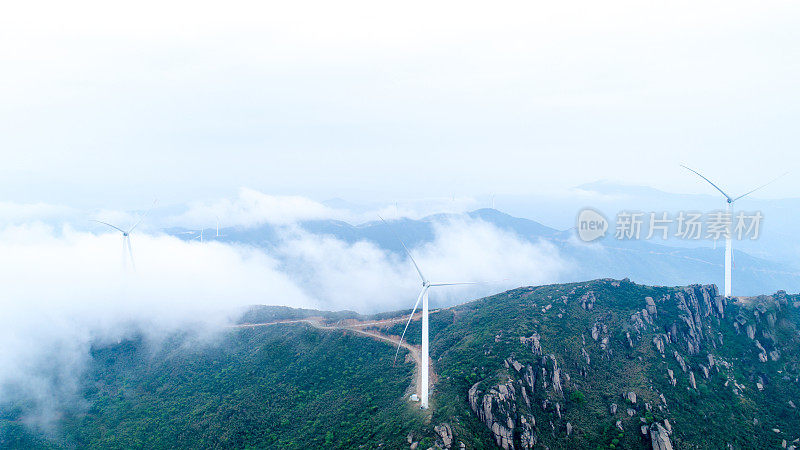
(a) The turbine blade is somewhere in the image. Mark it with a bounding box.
[92,220,126,234]
[379,215,426,283]
[680,165,732,202]
[731,172,788,202]
[393,286,428,364]
[429,282,481,287]
[127,199,158,234]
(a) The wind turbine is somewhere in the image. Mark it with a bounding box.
[681,165,785,297]
[381,217,477,410]
[178,228,206,242]
[215,217,225,238]
[92,201,156,271]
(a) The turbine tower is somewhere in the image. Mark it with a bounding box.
[381,217,476,410]
[93,201,156,271]
[681,165,784,297]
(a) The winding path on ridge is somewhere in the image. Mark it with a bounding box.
[235,311,443,403]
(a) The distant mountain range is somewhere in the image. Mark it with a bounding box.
[166,208,800,296]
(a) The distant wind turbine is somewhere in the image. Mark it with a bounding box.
[381,216,478,410]
[681,165,785,297]
[179,228,207,242]
[215,217,225,238]
[93,200,157,271]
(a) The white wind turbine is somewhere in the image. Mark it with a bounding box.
[681,165,785,297]
[382,217,477,410]
[93,201,156,271]
[179,228,206,242]
[215,217,225,238]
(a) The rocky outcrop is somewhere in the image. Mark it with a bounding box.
[469,378,537,450]
[519,415,535,449]
[550,355,563,395]
[505,357,524,373]
[755,340,768,362]
[650,422,674,450]
[590,323,600,341]
[645,296,658,316]
[667,369,676,386]
[581,347,591,366]
[580,291,596,310]
[520,333,542,356]
[673,351,687,372]
[523,365,536,391]
[468,380,517,449]
[670,285,723,355]
[653,335,666,356]
[434,423,453,449]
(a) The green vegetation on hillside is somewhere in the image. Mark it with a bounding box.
[3,279,800,449]
[1,324,417,449]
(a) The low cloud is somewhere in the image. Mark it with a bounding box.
[172,188,349,228]
[0,214,569,432]
[0,201,77,224]
[418,219,568,290]
[0,224,313,430]
[170,188,482,229]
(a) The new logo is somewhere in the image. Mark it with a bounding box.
[576,208,608,242]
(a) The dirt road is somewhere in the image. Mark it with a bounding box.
[235,315,435,400]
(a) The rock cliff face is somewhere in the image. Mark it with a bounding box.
[669,285,724,355]
[469,378,534,449]
[649,422,674,450]
[466,353,567,449]
[434,423,453,449]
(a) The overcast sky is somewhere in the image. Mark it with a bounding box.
[1,0,798,209]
